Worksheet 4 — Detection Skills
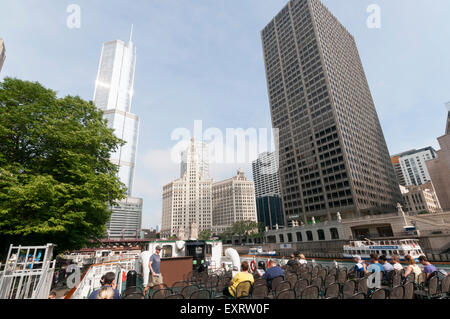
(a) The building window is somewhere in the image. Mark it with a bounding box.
[296,232,303,242]
[306,231,313,241]
[279,234,285,243]
[162,245,173,258]
[317,229,325,241]
[330,228,339,240]
[287,233,293,243]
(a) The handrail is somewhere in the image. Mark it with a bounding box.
[64,257,139,299]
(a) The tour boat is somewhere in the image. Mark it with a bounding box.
[248,247,276,257]
[343,239,424,261]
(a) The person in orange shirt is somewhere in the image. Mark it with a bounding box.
[223,261,254,298]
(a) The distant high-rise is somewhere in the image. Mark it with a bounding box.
[261,0,402,224]
[426,106,450,211]
[252,152,281,198]
[390,147,437,186]
[0,38,6,73]
[93,28,142,239]
[212,169,258,235]
[94,29,138,195]
[161,139,214,238]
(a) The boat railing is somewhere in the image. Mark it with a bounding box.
[0,244,56,299]
[68,257,141,299]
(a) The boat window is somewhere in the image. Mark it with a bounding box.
[162,245,173,258]
[306,231,313,241]
[317,229,325,241]
[205,244,212,257]
[399,251,405,256]
[382,250,387,255]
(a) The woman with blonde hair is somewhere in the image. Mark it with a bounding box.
[403,255,422,283]
[96,286,115,300]
[298,254,307,265]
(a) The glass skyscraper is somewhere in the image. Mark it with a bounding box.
[93,29,142,238]
[94,33,139,196]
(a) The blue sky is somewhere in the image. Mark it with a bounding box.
[1,0,449,229]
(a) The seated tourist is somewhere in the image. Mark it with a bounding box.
[379,255,394,273]
[88,272,121,299]
[287,254,297,267]
[260,260,285,290]
[223,261,254,298]
[298,254,307,265]
[403,255,422,283]
[96,286,116,300]
[418,255,437,280]
[353,255,366,279]
[390,255,404,272]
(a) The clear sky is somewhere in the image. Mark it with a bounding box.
[1,0,449,229]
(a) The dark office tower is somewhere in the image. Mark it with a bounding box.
[261,0,401,224]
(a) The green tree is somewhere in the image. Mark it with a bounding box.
[0,78,126,256]
[231,220,259,243]
[198,229,212,241]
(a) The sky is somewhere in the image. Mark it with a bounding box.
[1,0,449,229]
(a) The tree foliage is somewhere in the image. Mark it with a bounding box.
[198,229,212,241]
[0,78,126,255]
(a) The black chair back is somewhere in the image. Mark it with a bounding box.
[301,286,319,299]
[276,289,296,299]
[389,286,404,299]
[370,289,386,300]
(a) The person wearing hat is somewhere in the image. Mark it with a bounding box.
[353,255,366,279]
[144,246,163,296]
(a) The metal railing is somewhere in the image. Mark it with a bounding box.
[0,244,56,299]
[69,257,141,299]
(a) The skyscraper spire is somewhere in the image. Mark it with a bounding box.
[129,24,134,43]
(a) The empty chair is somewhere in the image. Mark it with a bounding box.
[181,285,199,299]
[392,271,402,287]
[271,276,284,292]
[416,273,427,289]
[336,269,347,284]
[415,275,439,299]
[301,286,320,299]
[294,279,309,298]
[151,288,173,299]
[318,268,328,281]
[370,289,386,300]
[440,275,450,298]
[165,294,184,299]
[329,268,337,277]
[303,273,312,283]
[190,289,211,300]
[389,286,404,300]
[350,292,365,299]
[325,274,336,287]
[311,277,323,290]
[274,281,291,295]
[276,289,296,299]
[287,273,298,287]
[254,278,267,287]
[403,282,414,299]
[252,284,269,299]
[342,280,356,299]
[357,278,368,295]
[171,281,189,293]
[324,283,340,299]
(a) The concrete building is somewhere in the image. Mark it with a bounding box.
[161,140,214,238]
[400,183,442,214]
[252,152,281,197]
[426,107,450,211]
[0,38,5,73]
[93,28,142,239]
[212,169,258,235]
[391,147,437,186]
[261,0,401,226]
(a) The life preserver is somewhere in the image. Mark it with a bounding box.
[267,260,270,269]
[250,260,257,273]
[122,271,126,283]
